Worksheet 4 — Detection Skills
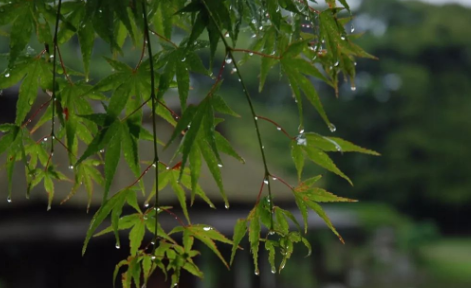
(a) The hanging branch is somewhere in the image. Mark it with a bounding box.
[46,0,63,171]
[140,0,160,250]
[201,0,275,228]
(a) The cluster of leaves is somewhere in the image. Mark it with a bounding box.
[0,0,378,287]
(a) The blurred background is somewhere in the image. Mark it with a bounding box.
[1,0,471,287]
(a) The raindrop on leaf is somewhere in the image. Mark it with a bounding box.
[225,57,233,64]
[115,244,120,249]
[7,196,11,203]
[203,227,212,231]
[328,123,337,133]
[254,269,260,276]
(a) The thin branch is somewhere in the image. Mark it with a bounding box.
[201,0,274,229]
[270,174,294,190]
[149,29,178,48]
[126,163,153,189]
[121,97,151,122]
[256,115,295,140]
[134,38,147,71]
[23,99,52,130]
[47,0,63,171]
[56,45,73,84]
[140,0,161,251]
[231,48,281,60]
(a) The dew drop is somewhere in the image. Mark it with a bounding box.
[276,127,281,131]
[251,34,257,38]
[225,57,233,64]
[249,52,254,56]
[259,26,263,31]
[5,73,10,78]
[251,19,257,24]
[144,202,149,208]
[351,25,355,33]
[299,129,305,133]
[268,230,275,235]
[151,255,156,260]
[7,196,12,203]
[340,36,346,41]
[43,137,48,142]
[334,60,339,67]
[115,244,120,249]
[225,32,230,38]
[254,269,260,276]
[47,204,51,211]
[272,177,277,181]
[354,61,357,66]
[264,179,269,185]
[99,149,105,153]
[351,85,357,91]
[328,123,337,133]
[181,57,186,62]
[49,54,54,59]
[203,227,212,231]
[297,136,307,146]
[262,145,265,149]
[254,116,258,121]
[271,268,276,274]
[217,163,223,168]
[232,67,237,73]
[225,203,230,209]
[68,165,74,170]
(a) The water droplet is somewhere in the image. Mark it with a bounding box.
[51,135,55,140]
[173,283,178,287]
[254,269,260,276]
[232,67,237,73]
[351,85,356,91]
[115,244,120,249]
[271,268,276,274]
[225,57,233,64]
[43,137,48,142]
[262,145,265,149]
[144,202,149,207]
[251,19,257,24]
[334,60,339,67]
[340,35,346,41]
[99,9,103,13]
[181,57,186,62]
[99,149,105,153]
[276,127,281,131]
[217,163,223,168]
[328,123,337,133]
[264,179,269,185]
[225,203,230,209]
[350,25,355,33]
[7,196,11,203]
[296,135,307,146]
[259,26,263,31]
[254,116,258,121]
[47,204,51,211]
[299,129,305,133]
[156,207,161,212]
[268,230,275,235]
[272,177,277,181]
[251,34,257,38]
[225,32,230,38]
[68,165,74,170]
[5,73,10,78]
[280,262,286,270]
[354,61,357,66]
[249,52,254,56]
[85,77,90,83]
[203,227,212,231]
[49,54,54,59]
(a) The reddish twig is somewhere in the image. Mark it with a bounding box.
[126,163,154,189]
[134,37,148,71]
[23,99,52,130]
[256,115,295,139]
[160,207,186,227]
[56,45,73,84]
[255,176,267,206]
[270,174,294,190]
[149,29,178,48]
[231,48,281,60]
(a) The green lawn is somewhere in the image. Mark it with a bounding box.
[419,238,471,283]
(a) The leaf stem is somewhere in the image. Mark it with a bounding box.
[149,29,178,48]
[256,115,295,140]
[231,48,281,60]
[140,0,160,250]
